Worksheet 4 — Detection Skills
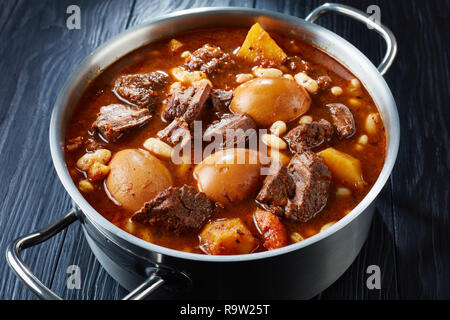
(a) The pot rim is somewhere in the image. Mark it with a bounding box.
[49,6,399,262]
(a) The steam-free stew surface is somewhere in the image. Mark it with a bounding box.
[65,27,386,254]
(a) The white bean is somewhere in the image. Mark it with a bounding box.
[320,221,337,232]
[76,149,111,171]
[331,86,343,96]
[348,97,362,107]
[261,134,287,150]
[78,179,94,193]
[365,113,381,135]
[336,187,351,197]
[268,148,290,166]
[358,135,369,145]
[170,67,208,85]
[252,67,283,78]
[290,232,304,243]
[350,78,361,88]
[180,50,191,58]
[299,115,313,124]
[143,138,174,159]
[270,120,287,136]
[235,73,254,83]
[294,72,318,94]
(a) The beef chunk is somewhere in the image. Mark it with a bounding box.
[210,89,233,115]
[285,119,334,153]
[326,103,356,139]
[285,151,331,221]
[132,185,215,234]
[256,164,295,217]
[163,82,212,124]
[157,117,191,148]
[113,71,169,109]
[203,114,257,149]
[91,104,152,142]
[257,151,331,222]
[185,44,234,74]
[317,75,332,91]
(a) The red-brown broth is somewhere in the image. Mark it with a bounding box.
[65,27,386,254]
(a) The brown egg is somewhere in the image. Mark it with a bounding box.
[194,148,263,204]
[105,149,172,212]
[230,77,311,126]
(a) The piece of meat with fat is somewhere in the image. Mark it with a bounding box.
[185,44,234,74]
[132,185,215,234]
[203,114,257,149]
[254,210,288,250]
[157,117,191,148]
[163,81,212,124]
[326,103,356,139]
[210,89,233,115]
[113,71,169,109]
[317,75,332,91]
[285,119,334,153]
[256,164,295,217]
[91,104,152,142]
[257,151,331,222]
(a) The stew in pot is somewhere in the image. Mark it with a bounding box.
[65,24,386,255]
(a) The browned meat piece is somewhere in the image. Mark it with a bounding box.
[185,44,234,74]
[163,82,212,124]
[210,89,233,115]
[157,117,191,148]
[285,151,331,221]
[132,185,215,234]
[256,164,295,217]
[113,71,169,109]
[85,137,105,152]
[284,56,311,73]
[203,114,257,149]
[285,119,334,153]
[91,104,152,142]
[326,103,356,139]
[317,75,332,91]
[257,151,331,222]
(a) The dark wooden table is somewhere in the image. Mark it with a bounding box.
[0,0,448,300]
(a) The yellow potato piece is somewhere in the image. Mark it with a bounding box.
[200,218,258,255]
[237,23,287,65]
[318,148,365,190]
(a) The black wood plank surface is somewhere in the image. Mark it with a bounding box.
[0,0,448,300]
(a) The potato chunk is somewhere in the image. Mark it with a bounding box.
[200,218,258,255]
[318,147,365,189]
[237,23,287,66]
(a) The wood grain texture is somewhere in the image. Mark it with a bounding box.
[0,0,448,300]
[380,0,450,299]
[0,0,134,300]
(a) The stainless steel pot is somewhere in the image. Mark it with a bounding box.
[6,3,399,300]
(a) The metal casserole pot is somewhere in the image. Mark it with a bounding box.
[6,3,399,300]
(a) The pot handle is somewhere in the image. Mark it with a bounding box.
[6,208,164,300]
[305,2,397,75]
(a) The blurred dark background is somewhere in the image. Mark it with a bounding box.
[0,0,448,300]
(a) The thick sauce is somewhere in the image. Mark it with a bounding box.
[65,27,386,254]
